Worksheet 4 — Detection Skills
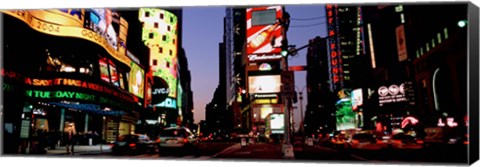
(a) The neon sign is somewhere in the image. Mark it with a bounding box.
[437,117,458,127]
[24,77,134,103]
[326,4,343,89]
[401,116,419,129]
[26,90,95,101]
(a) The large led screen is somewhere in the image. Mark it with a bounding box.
[128,62,145,98]
[253,105,282,122]
[88,9,121,50]
[246,6,283,56]
[335,89,357,131]
[99,57,111,83]
[270,114,284,134]
[248,75,281,94]
[139,8,178,100]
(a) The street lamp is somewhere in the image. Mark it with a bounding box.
[295,85,306,134]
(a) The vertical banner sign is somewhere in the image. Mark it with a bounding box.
[326,5,343,91]
[246,6,283,57]
[396,24,408,62]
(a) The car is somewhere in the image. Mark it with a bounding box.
[157,127,199,154]
[111,134,157,155]
[387,133,424,150]
[346,133,383,150]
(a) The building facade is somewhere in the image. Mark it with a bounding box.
[2,9,149,153]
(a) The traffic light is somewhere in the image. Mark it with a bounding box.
[281,39,289,57]
[457,20,467,28]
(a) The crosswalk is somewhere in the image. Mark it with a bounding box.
[118,154,212,160]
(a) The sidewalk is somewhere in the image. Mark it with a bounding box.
[46,144,112,156]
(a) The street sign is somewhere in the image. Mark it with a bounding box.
[288,65,307,71]
[281,71,295,98]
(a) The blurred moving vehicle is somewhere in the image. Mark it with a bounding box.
[157,127,199,153]
[347,133,383,150]
[387,133,424,150]
[111,134,157,155]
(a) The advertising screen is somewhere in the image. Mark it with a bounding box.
[109,63,119,86]
[270,114,284,134]
[252,105,282,122]
[99,58,110,83]
[139,8,178,101]
[88,9,121,50]
[248,75,281,94]
[351,88,363,110]
[335,89,357,131]
[128,62,145,98]
[246,6,283,56]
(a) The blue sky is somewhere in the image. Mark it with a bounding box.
[183,5,328,127]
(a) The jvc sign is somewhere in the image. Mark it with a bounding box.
[152,76,169,104]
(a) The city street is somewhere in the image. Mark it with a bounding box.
[36,140,468,165]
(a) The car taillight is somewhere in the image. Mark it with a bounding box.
[156,138,161,143]
[416,140,424,144]
[129,143,136,147]
[183,139,188,143]
[464,141,469,145]
[352,140,359,144]
[394,140,402,144]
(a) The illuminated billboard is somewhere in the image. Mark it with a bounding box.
[335,89,357,131]
[252,104,282,122]
[351,88,363,110]
[377,82,414,106]
[139,8,178,102]
[246,6,283,57]
[326,4,343,90]
[269,114,284,134]
[99,57,111,83]
[2,10,132,67]
[87,9,120,50]
[248,75,281,94]
[128,62,145,98]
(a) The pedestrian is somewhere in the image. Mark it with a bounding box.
[63,123,77,155]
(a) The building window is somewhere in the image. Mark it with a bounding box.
[426,43,430,52]
[437,32,442,44]
[420,47,424,55]
[170,17,173,23]
[169,50,172,56]
[162,35,166,41]
[149,33,154,39]
[416,50,420,58]
[153,59,157,66]
[444,27,449,39]
[168,25,171,32]
[432,39,436,48]
[400,13,405,23]
[173,39,176,44]
[159,47,163,53]
[145,12,150,17]
[154,22,159,28]
[141,22,144,27]
[160,13,164,19]
[166,62,170,68]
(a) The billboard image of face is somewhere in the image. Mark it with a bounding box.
[89,8,120,50]
[248,75,281,94]
[128,62,145,98]
[246,6,283,56]
[139,8,178,100]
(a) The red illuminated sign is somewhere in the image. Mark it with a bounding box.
[246,6,283,56]
[326,4,342,87]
